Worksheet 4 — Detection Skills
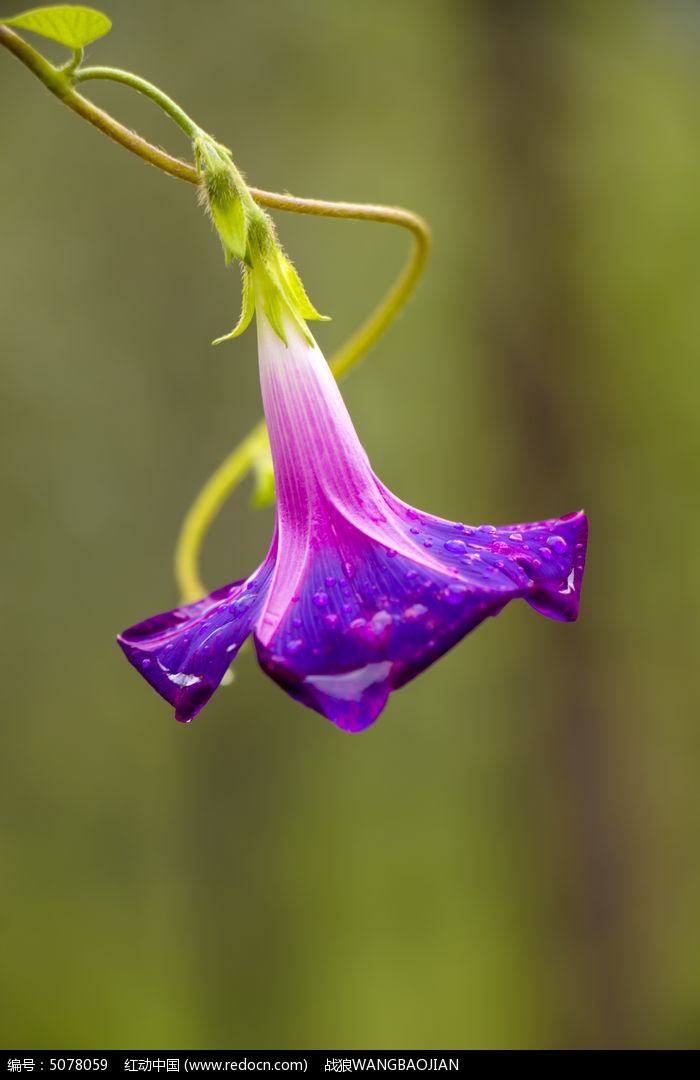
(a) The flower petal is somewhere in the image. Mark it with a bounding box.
[254,508,588,732]
[118,560,274,723]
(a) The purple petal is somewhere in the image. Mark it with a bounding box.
[254,508,588,732]
[118,561,274,723]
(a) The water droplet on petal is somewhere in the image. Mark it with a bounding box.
[547,535,568,554]
[386,549,397,559]
[509,532,523,542]
[492,541,510,554]
[409,527,420,535]
[324,613,340,628]
[350,611,393,649]
[404,569,418,581]
[286,639,304,655]
[423,540,433,549]
[444,539,467,554]
[559,568,576,594]
[312,591,329,607]
[370,610,393,643]
[344,562,356,579]
[292,617,302,628]
[442,583,469,605]
[539,546,553,561]
[141,658,151,669]
[325,576,337,588]
[404,603,428,622]
[166,671,201,687]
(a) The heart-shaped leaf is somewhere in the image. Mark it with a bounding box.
[1,5,111,49]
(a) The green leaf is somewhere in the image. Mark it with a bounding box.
[1,5,111,49]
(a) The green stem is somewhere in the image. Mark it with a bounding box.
[74,65,203,140]
[0,24,198,181]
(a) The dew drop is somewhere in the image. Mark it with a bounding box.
[509,532,523,542]
[559,568,576,594]
[423,540,433,549]
[324,613,340,628]
[547,535,568,554]
[492,541,510,554]
[404,569,418,581]
[325,576,337,588]
[409,527,420,535]
[286,639,304,655]
[386,549,397,559]
[442,583,469,605]
[350,611,393,648]
[312,591,329,607]
[141,658,151,669]
[342,603,353,613]
[444,539,467,554]
[538,546,553,561]
[292,617,303,628]
[167,671,201,687]
[344,562,356,579]
[404,603,428,622]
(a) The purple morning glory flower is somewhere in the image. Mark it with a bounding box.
[119,307,588,733]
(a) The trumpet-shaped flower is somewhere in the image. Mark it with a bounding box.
[119,297,588,732]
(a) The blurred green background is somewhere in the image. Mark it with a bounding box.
[1,0,699,1051]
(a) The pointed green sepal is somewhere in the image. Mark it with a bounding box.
[248,227,329,345]
[207,176,247,264]
[195,135,251,265]
[261,285,288,346]
[278,254,330,323]
[1,5,111,47]
[212,265,255,345]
